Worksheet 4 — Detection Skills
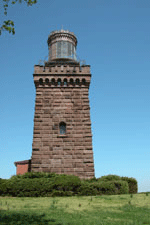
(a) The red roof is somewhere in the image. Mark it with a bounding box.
[14,159,31,166]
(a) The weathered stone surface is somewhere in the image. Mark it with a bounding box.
[31,64,95,179]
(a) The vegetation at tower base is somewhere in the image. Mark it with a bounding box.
[0,173,137,197]
[96,175,138,194]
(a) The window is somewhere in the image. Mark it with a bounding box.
[64,78,67,86]
[57,78,61,86]
[59,122,66,135]
[56,41,76,60]
[45,78,49,84]
[82,78,86,85]
[51,78,55,85]
[70,78,74,85]
[76,78,80,85]
[39,78,43,85]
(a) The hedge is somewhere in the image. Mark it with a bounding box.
[0,173,137,197]
[97,175,137,194]
[121,177,137,194]
[77,183,98,196]
[78,180,129,196]
[0,175,81,197]
[10,172,58,180]
[98,175,121,182]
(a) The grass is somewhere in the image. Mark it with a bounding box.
[0,193,150,224]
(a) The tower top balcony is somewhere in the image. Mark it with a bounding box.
[47,29,77,62]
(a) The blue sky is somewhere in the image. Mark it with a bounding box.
[0,0,150,192]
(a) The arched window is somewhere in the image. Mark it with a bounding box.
[45,78,49,84]
[39,78,43,85]
[76,78,80,85]
[51,78,55,85]
[59,122,66,135]
[57,78,61,86]
[70,78,74,85]
[82,78,86,85]
[64,78,67,86]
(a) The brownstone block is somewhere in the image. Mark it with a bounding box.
[83,154,93,159]
[42,159,50,164]
[85,163,94,167]
[32,155,41,159]
[83,150,93,154]
[74,150,83,155]
[74,168,84,172]
[41,164,50,168]
[31,164,40,168]
[53,155,62,159]
[64,168,74,172]
[52,159,61,164]
[75,163,84,167]
[41,155,50,159]
[86,167,94,172]
[51,168,61,173]
[42,168,51,172]
[64,164,73,168]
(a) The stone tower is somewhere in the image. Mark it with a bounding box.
[31,29,94,179]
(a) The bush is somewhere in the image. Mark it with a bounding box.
[76,180,128,196]
[91,180,128,195]
[97,174,137,194]
[0,179,9,196]
[0,178,55,197]
[51,190,73,197]
[0,174,81,197]
[53,175,81,193]
[0,173,136,197]
[113,180,129,194]
[121,177,137,194]
[83,177,98,183]
[10,172,57,180]
[77,183,98,196]
[97,175,121,182]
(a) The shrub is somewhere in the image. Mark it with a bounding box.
[0,179,9,196]
[77,183,98,196]
[0,173,135,197]
[51,190,73,197]
[121,177,137,194]
[0,178,55,197]
[0,174,81,197]
[53,175,81,193]
[97,175,121,182]
[97,174,137,194]
[89,180,129,195]
[113,180,129,194]
[83,177,98,183]
[10,172,57,180]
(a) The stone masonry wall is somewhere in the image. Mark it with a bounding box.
[31,64,95,179]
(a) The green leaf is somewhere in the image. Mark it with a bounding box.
[1,0,37,35]
[12,28,15,35]
[10,21,14,26]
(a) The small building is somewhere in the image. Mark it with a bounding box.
[14,160,31,175]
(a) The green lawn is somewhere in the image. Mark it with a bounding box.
[0,194,150,225]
